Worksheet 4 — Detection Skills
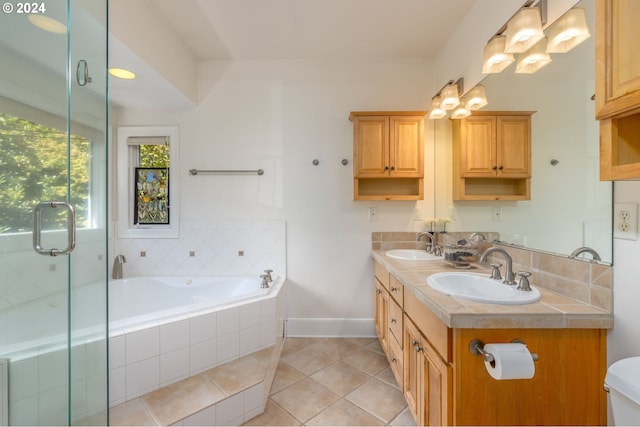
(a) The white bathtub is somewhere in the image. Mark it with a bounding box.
[109,275,276,331]
[108,274,286,406]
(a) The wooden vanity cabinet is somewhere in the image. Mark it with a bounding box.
[452,111,533,200]
[350,111,426,200]
[596,0,640,180]
[373,262,607,426]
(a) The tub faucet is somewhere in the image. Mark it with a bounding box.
[569,246,601,262]
[112,255,126,279]
[260,274,270,289]
[480,247,516,285]
[416,232,435,253]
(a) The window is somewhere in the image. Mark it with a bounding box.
[0,110,101,234]
[116,126,179,238]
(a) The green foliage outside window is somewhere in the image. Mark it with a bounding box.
[0,112,90,233]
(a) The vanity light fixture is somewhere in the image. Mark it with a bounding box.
[545,7,590,53]
[465,85,488,110]
[482,35,515,74]
[428,78,464,119]
[428,96,447,120]
[440,79,463,110]
[451,97,471,120]
[504,6,545,54]
[516,37,552,74]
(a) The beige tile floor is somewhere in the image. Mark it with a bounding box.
[243,337,416,426]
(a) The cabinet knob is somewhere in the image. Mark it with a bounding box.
[492,166,497,170]
[498,165,504,170]
[384,166,390,171]
[390,318,397,323]
[391,286,397,292]
[390,166,395,171]
[391,357,397,363]
[376,289,382,294]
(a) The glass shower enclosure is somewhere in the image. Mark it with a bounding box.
[0,1,108,425]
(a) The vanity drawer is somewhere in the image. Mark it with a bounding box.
[388,298,403,347]
[374,260,390,291]
[404,288,451,362]
[387,331,404,389]
[389,274,404,307]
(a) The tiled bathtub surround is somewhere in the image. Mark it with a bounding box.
[373,232,613,311]
[108,279,287,407]
[115,220,286,278]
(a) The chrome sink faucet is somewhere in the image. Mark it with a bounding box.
[112,254,126,279]
[480,247,516,285]
[416,232,435,253]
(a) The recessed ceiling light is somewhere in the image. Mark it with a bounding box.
[28,15,67,34]
[109,68,136,80]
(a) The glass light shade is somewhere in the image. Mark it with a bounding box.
[466,85,488,110]
[428,96,447,119]
[545,8,591,53]
[482,35,515,73]
[451,98,471,119]
[440,84,460,110]
[504,7,544,53]
[516,38,552,74]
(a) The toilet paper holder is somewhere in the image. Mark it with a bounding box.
[469,339,539,363]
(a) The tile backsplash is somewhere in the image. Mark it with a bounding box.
[372,231,612,312]
[115,220,286,278]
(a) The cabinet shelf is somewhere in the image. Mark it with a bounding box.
[354,178,423,200]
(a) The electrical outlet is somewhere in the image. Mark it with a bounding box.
[614,203,638,240]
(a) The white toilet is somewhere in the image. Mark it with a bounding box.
[605,357,640,424]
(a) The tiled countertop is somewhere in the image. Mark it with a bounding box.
[372,249,613,330]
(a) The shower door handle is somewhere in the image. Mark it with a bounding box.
[32,201,77,256]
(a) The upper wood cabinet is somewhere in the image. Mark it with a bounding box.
[596,0,640,180]
[595,0,640,120]
[350,111,426,200]
[452,111,533,200]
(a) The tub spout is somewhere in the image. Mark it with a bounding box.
[112,255,126,279]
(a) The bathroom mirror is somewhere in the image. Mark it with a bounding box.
[434,0,613,264]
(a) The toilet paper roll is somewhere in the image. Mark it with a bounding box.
[483,343,535,380]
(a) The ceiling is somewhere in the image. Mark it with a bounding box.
[146,0,478,61]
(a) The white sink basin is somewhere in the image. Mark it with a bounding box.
[385,249,441,261]
[427,272,541,305]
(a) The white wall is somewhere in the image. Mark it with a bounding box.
[609,181,640,362]
[115,58,436,336]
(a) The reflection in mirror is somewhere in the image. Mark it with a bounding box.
[434,0,612,264]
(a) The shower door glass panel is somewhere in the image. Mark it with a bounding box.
[0,1,108,425]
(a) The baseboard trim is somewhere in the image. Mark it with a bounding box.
[286,317,375,337]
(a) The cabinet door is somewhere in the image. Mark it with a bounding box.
[460,116,496,177]
[423,342,452,426]
[354,116,390,177]
[374,280,389,354]
[390,116,424,177]
[595,0,640,119]
[496,115,531,178]
[403,316,422,425]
